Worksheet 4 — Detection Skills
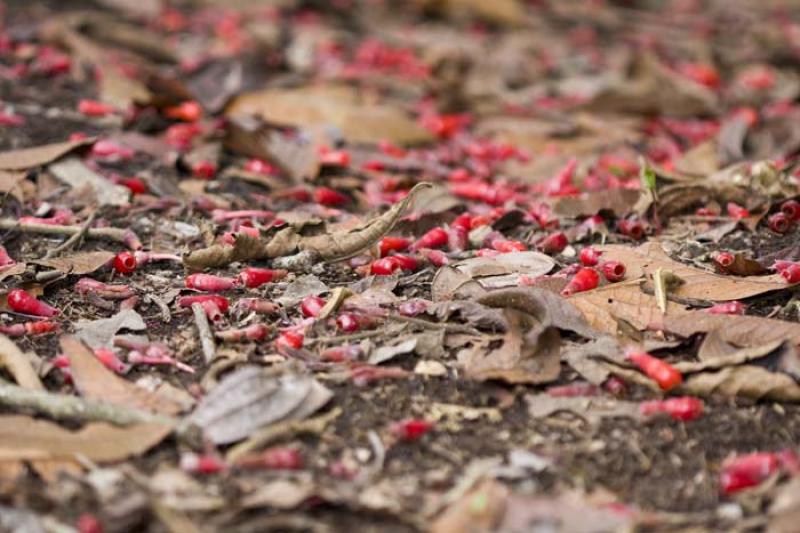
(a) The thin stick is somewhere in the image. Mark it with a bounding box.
[0,380,175,426]
[192,303,216,364]
[0,218,132,243]
[42,210,97,259]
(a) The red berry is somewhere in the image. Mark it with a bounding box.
[244,158,275,175]
[78,99,115,117]
[320,150,351,166]
[781,264,800,284]
[600,261,626,282]
[165,100,202,122]
[713,251,735,271]
[192,160,217,179]
[300,295,325,318]
[112,252,137,275]
[561,267,600,296]
[768,212,792,234]
[579,246,602,266]
[626,350,682,391]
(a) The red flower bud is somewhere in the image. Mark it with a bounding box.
[579,246,602,266]
[164,100,202,122]
[600,261,626,282]
[726,202,749,219]
[314,187,348,206]
[236,298,279,314]
[411,227,448,251]
[191,160,217,179]
[379,236,410,257]
[7,289,59,317]
[768,212,792,234]
[389,254,419,271]
[561,267,599,296]
[706,301,745,315]
[336,312,360,332]
[781,264,800,284]
[618,218,645,240]
[275,330,304,350]
[112,251,137,275]
[300,295,325,318]
[720,453,780,495]
[640,397,703,421]
[238,267,286,288]
[538,232,568,255]
[781,199,800,221]
[626,349,682,391]
[178,295,230,313]
[713,251,735,270]
[421,248,449,266]
[389,419,433,441]
[185,273,237,291]
[371,257,400,275]
[78,99,115,117]
[492,239,526,253]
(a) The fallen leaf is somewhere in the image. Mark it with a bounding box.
[276,275,329,307]
[62,336,183,415]
[48,156,130,206]
[525,393,639,424]
[431,478,509,533]
[188,365,332,445]
[0,415,171,462]
[680,365,800,402]
[658,312,800,346]
[597,241,789,301]
[33,251,115,275]
[241,475,316,510]
[498,489,634,532]
[0,335,42,390]
[226,85,433,145]
[74,309,147,349]
[0,138,93,170]
[674,339,788,373]
[368,338,418,365]
[149,467,226,512]
[553,189,641,218]
[444,251,556,291]
[563,337,621,385]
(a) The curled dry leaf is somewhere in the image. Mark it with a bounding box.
[0,138,94,170]
[188,365,332,445]
[61,336,184,416]
[0,415,171,462]
[675,338,788,374]
[657,311,800,347]
[680,365,800,402]
[597,242,789,301]
[33,251,115,275]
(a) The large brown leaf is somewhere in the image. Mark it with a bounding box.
[226,85,432,145]
[680,366,800,402]
[0,138,93,170]
[658,312,800,346]
[553,189,641,218]
[61,336,183,416]
[597,241,789,301]
[0,415,170,462]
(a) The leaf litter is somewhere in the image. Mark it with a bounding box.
[2,0,800,531]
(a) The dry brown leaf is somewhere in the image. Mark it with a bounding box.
[49,156,130,206]
[418,0,527,26]
[553,189,641,218]
[226,85,432,145]
[658,312,800,347]
[0,171,32,204]
[680,366,800,402]
[61,336,183,415]
[525,394,639,424]
[0,335,42,390]
[34,251,115,275]
[0,415,171,462]
[430,478,509,533]
[0,138,93,170]
[715,253,769,276]
[597,241,789,301]
[673,140,720,176]
[674,339,787,373]
[435,252,555,294]
[569,280,688,336]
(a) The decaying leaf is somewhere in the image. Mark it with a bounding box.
[33,251,115,275]
[658,312,800,347]
[675,339,789,374]
[74,309,147,348]
[276,275,329,307]
[0,415,170,462]
[438,251,556,292]
[0,335,43,390]
[61,336,183,416]
[525,393,639,424]
[49,156,130,206]
[188,365,332,445]
[598,242,790,301]
[184,183,432,269]
[430,478,509,533]
[368,338,419,365]
[0,138,94,170]
[680,365,800,402]
[553,189,641,218]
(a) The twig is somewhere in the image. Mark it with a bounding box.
[42,210,97,259]
[0,218,134,244]
[192,303,216,364]
[0,380,175,426]
[226,407,342,462]
[389,314,481,335]
[307,328,392,345]
[145,293,172,323]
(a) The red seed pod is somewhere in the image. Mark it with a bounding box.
[113,177,148,195]
[420,248,449,266]
[450,213,473,232]
[626,349,683,391]
[320,344,362,362]
[782,264,800,284]
[639,397,704,421]
[164,100,202,122]
[215,323,269,342]
[618,218,645,240]
[388,254,418,271]
[94,348,130,374]
[336,313,360,332]
[411,227,448,251]
[389,419,433,441]
[713,251,735,270]
[706,301,746,315]
[191,160,217,179]
[561,267,600,296]
[185,274,237,292]
[244,158,276,175]
[239,447,304,470]
[180,453,228,474]
[24,321,59,336]
[379,236,411,257]
[90,139,135,160]
[781,199,800,221]
[579,246,602,266]
[7,289,59,317]
[768,212,792,234]
[314,187,348,206]
[112,252,137,275]
[320,150,351,167]
[238,267,287,288]
[726,202,749,220]
[275,330,304,350]
[236,298,279,314]
[301,295,325,318]
[370,257,400,275]
[720,453,780,495]
[492,239,526,253]
[78,99,115,117]
[178,295,230,313]
[77,514,104,533]
[447,226,468,252]
[600,261,626,282]
[538,232,568,255]
[547,382,599,397]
